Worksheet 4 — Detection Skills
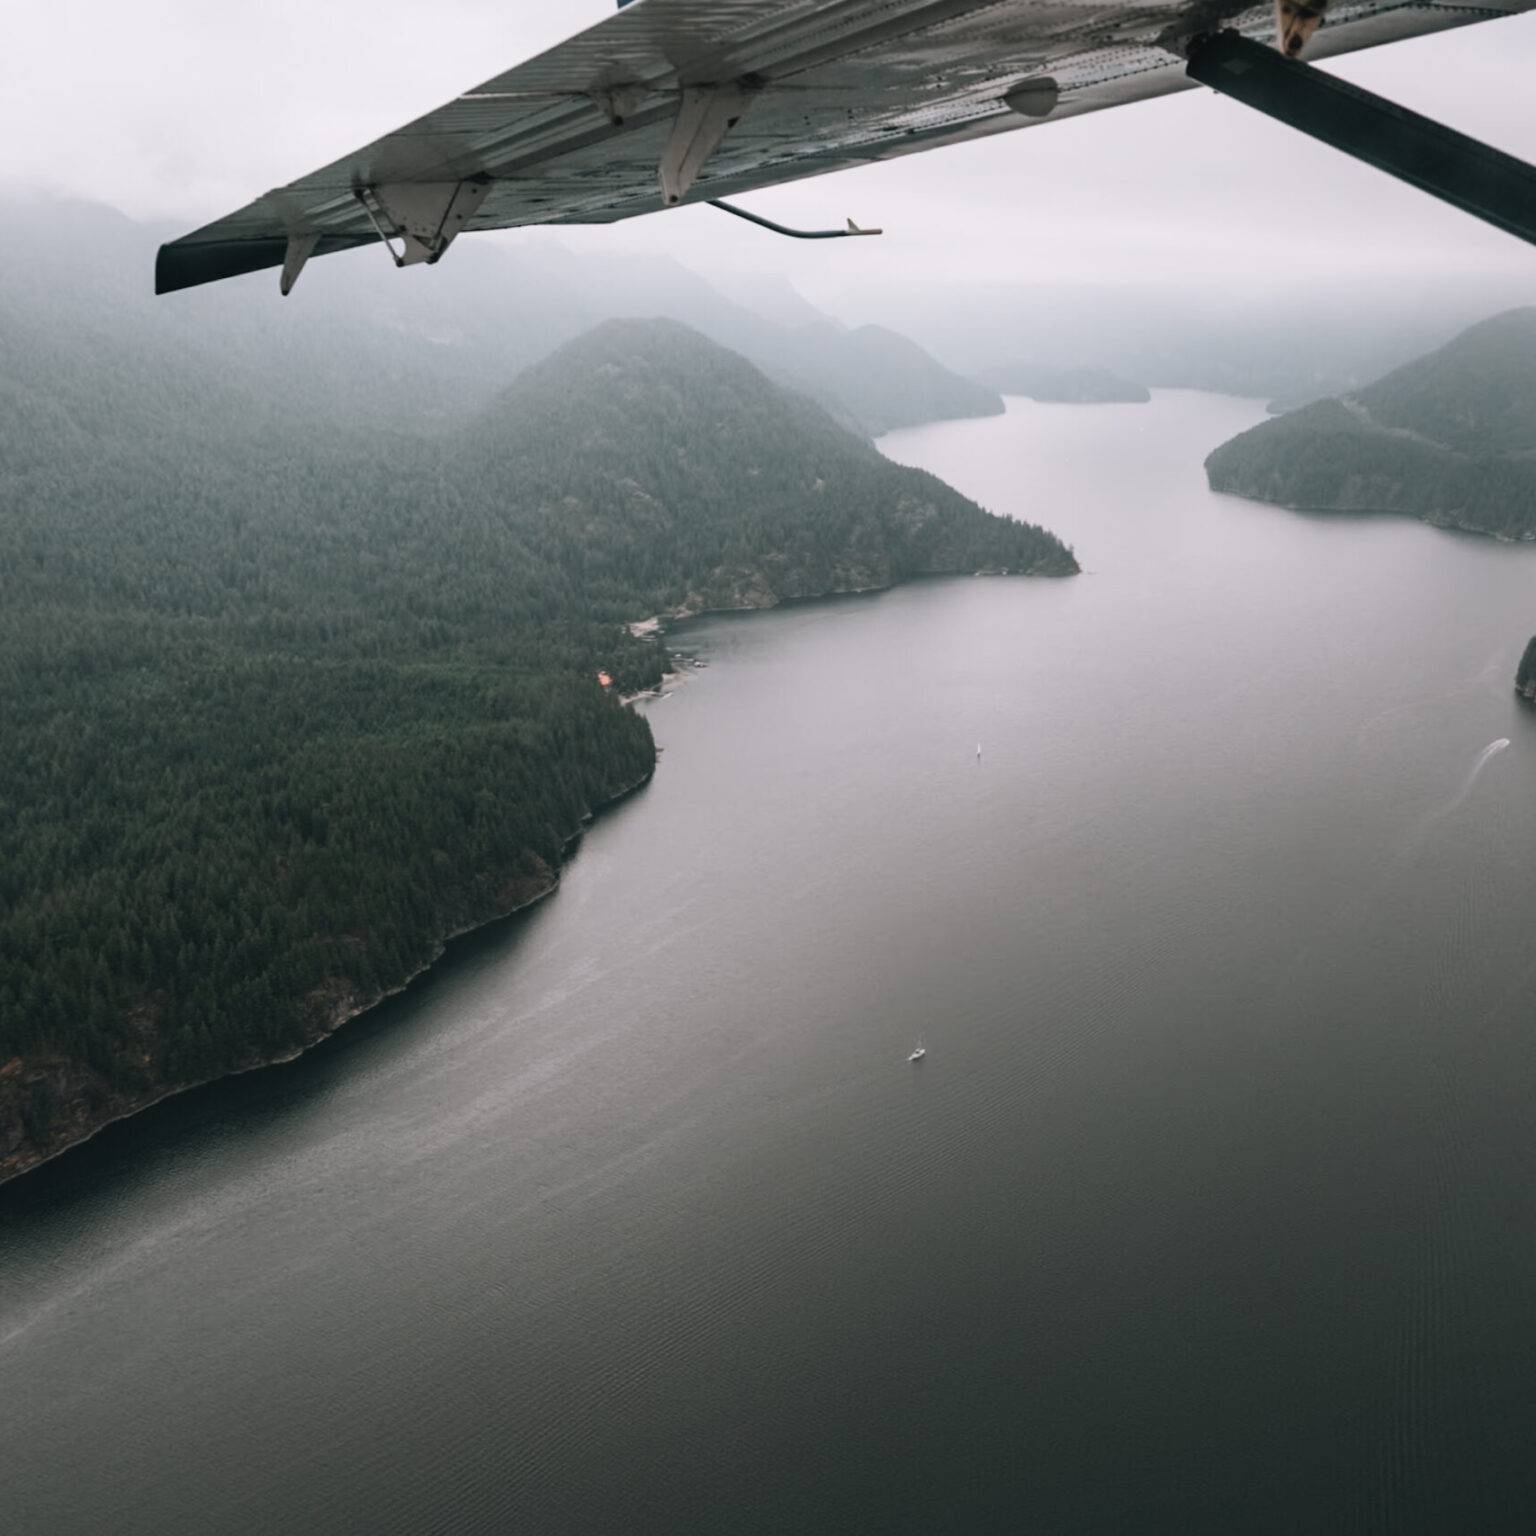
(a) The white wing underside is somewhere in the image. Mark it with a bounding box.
[158,0,1536,290]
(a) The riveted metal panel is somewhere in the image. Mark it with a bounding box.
[157,0,1536,290]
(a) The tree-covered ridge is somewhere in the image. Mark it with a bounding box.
[1356,309,1536,454]
[466,319,1074,612]
[0,312,1073,1180]
[1204,309,1536,541]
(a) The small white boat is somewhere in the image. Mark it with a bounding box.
[908,1041,926,1063]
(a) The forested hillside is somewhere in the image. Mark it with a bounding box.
[465,320,1068,610]
[0,301,1072,1182]
[1205,310,1536,539]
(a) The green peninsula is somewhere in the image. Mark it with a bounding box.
[1204,309,1536,541]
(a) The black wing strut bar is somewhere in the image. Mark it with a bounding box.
[1186,30,1536,249]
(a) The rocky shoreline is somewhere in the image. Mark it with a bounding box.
[4,564,1073,1188]
[0,766,654,1188]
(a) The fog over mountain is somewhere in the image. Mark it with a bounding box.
[9,194,999,442]
[838,275,1536,408]
[26,191,1536,438]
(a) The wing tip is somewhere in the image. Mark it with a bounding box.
[154,233,378,295]
[153,243,185,296]
[153,235,290,296]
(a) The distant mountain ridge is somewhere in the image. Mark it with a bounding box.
[0,193,998,441]
[843,278,1536,407]
[980,362,1150,403]
[1204,310,1536,541]
[764,321,1003,436]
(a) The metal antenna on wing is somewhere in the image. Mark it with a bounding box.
[707,200,882,240]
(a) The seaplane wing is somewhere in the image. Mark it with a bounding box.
[156,0,1536,295]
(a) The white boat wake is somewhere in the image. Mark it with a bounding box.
[1446,738,1511,815]
[1401,738,1511,858]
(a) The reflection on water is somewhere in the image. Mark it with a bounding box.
[5,393,1536,1535]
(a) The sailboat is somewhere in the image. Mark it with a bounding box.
[908,1039,927,1063]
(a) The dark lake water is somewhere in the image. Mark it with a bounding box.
[6,392,1536,1533]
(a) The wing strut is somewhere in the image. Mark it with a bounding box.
[659,82,760,205]
[1185,30,1536,249]
[707,200,882,239]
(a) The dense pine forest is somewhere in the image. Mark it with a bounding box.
[1204,310,1536,540]
[0,248,1073,1179]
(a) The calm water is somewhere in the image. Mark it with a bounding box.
[6,393,1536,1533]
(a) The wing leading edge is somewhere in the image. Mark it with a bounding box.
[156,0,1536,295]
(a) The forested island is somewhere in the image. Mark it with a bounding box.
[1519,638,1536,702]
[980,362,1150,404]
[1205,309,1536,540]
[0,301,1073,1182]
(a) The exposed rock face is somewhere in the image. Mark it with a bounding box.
[1518,637,1536,703]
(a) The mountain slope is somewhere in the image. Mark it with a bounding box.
[1204,310,1536,540]
[0,307,1070,1183]
[466,319,1072,613]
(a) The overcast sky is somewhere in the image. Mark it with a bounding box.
[7,0,1536,318]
